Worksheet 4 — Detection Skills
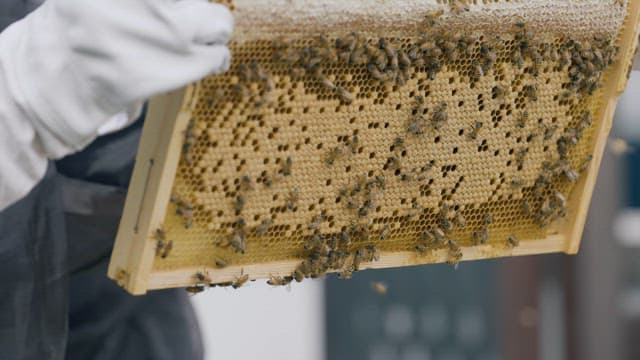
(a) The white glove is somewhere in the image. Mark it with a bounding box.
[0,0,233,211]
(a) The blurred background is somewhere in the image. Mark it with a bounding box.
[191,69,640,360]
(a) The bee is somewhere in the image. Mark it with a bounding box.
[319,75,336,91]
[379,225,391,241]
[522,199,532,216]
[240,175,254,192]
[511,177,525,188]
[325,146,345,166]
[543,125,558,140]
[579,155,593,173]
[450,0,469,14]
[423,9,444,26]
[231,83,250,99]
[338,269,354,280]
[472,228,488,245]
[370,282,388,295]
[507,235,520,248]
[386,156,402,171]
[523,84,538,101]
[194,271,212,285]
[511,50,525,68]
[432,102,448,128]
[346,135,360,154]
[484,214,494,225]
[416,243,428,254]
[232,272,250,289]
[176,203,194,229]
[454,212,467,228]
[563,168,579,182]
[554,192,567,208]
[185,285,206,295]
[308,215,325,232]
[433,227,448,245]
[267,275,292,286]
[392,137,406,152]
[421,229,435,243]
[286,188,300,211]
[255,219,273,236]
[155,227,167,256]
[229,229,246,254]
[336,86,354,104]
[471,60,485,79]
[446,240,463,266]
[281,157,293,176]
[215,259,228,268]
[237,63,252,82]
[408,117,426,136]
[468,121,483,140]
[515,148,527,168]
[234,195,245,213]
[492,85,506,100]
[158,239,174,259]
[397,49,412,69]
[517,111,529,128]
[293,268,305,282]
[352,249,365,271]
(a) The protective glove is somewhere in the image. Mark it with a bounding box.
[0,0,233,211]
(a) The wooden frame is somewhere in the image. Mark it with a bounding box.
[109,2,640,295]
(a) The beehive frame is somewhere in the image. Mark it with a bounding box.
[109,0,640,295]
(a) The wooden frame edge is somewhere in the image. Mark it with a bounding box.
[564,1,640,255]
[108,88,193,295]
[145,235,565,291]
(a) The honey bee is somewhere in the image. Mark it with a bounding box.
[320,75,336,91]
[433,227,448,245]
[347,135,360,154]
[379,225,391,241]
[234,195,245,213]
[543,125,558,140]
[523,84,538,101]
[563,168,579,182]
[308,215,325,232]
[397,49,412,69]
[521,199,532,216]
[286,188,300,211]
[579,155,593,173]
[431,102,448,128]
[472,228,488,245]
[511,177,525,188]
[281,157,293,176]
[507,235,520,248]
[194,271,212,285]
[267,275,293,286]
[336,86,354,104]
[468,121,483,140]
[293,268,305,282]
[446,239,463,266]
[517,111,529,128]
[215,259,228,268]
[423,9,444,26]
[325,146,345,166]
[232,272,250,289]
[229,229,246,254]
[240,175,254,192]
[471,60,485,79]
[185,285,206,295]
[454,212,467,228]
[492,85,506,100]
[554,192,567,208]
[254,219,272,236]
[176,203,194,229]
[450,0,469,15]
[370,282,388,296]
[515,148,527,168]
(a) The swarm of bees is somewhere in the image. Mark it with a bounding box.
[168,2,623,294]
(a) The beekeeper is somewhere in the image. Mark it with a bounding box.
[0,0,233,358]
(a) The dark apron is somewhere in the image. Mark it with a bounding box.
[0,3,204,358]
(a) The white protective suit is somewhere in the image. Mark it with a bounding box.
[0,0,233,211]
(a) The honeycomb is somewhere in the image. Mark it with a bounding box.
[109,0,640,293]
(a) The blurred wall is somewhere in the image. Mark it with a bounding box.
[192,280,325,360]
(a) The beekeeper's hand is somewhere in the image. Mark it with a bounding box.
[0,0,233,210]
